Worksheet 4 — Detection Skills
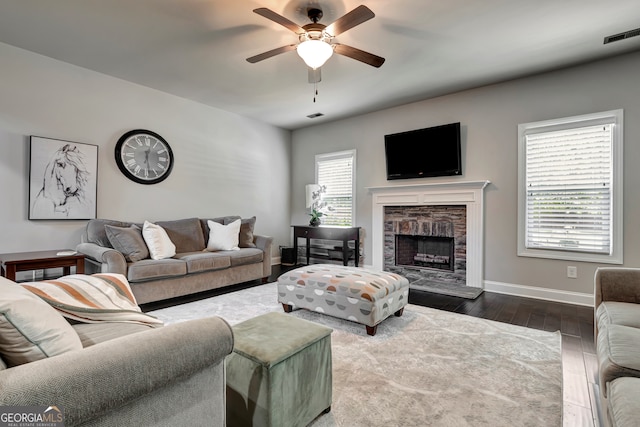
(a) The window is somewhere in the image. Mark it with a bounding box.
[316,150,356,226]
[517,110,623,264]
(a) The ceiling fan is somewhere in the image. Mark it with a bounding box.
[246,5,385,83]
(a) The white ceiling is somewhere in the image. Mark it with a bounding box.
[0,0,639,130]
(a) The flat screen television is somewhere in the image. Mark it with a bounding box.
[384,122,462,180]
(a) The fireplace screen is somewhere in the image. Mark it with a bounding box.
[395,235,455,271]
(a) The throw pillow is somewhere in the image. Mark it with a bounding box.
[142,221,176,260]
[207,219,241,251]
[225,216,257,248]
[105,224,149,262]
[22,273,163,328]
[0,276,83,367]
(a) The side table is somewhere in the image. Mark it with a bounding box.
[292,225,360,266]
[0,250,85,282]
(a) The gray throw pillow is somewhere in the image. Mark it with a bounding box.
[105,224,149,262]
[0,276,83,367]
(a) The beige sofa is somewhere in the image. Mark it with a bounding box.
[594,267,640,426]
[76,216,272,304]
[0,275,234,426]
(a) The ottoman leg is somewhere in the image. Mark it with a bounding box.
[366,325,378,336]
[282,303,293,313]
[394,308,405,317]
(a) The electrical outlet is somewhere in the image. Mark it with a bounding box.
[567,266,578,279]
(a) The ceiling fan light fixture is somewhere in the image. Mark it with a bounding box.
[297,40,333,69]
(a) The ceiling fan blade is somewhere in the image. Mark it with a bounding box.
[334,44,385,67]
[308,67,321,83]
[253,8,305,33]
[246,44,297,63]
[325,5,375,36]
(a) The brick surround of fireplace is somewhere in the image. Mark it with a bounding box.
[385,205,466,285]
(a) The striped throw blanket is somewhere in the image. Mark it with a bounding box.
[22,273,163,328]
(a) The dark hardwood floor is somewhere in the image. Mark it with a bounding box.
[142,264,601,426]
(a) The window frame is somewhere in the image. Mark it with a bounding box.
[315,149,356,227]
[517,109,623,264]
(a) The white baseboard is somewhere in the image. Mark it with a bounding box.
[484,280,594,307]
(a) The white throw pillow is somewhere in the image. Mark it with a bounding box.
[207,219,241,251]
[0,276,83,367]
[142,220,176,260]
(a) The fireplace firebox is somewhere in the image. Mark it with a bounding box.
[395,235,455,271]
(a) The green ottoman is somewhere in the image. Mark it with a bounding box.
[226,312,333,427]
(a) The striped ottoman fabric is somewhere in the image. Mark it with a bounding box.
[277,264,409,336]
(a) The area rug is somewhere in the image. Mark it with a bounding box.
[149,283,562,426]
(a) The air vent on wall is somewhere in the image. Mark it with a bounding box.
[604,27,640,44]
[307,113,324,119]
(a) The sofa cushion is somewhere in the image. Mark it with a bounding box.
[175,252,231,273]
[230,216,257,248]
[127,258,187,282]
[73,322,155,347]
[143,221,177,260]
[0,276,82,367]
[207,219,241,251]
[226,248,264,267]
[105,224,149,262]
[157,217,206,253]
[607,377,640,427]
[596,301,640,330]
[86,219,131,247]
[598,324,640,397]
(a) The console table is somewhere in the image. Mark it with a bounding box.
[0,250,85,282]
[292,225,360,267]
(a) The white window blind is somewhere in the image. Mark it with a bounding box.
[316,150,355,226]
[517,109,623,264]
[525,124,612,253]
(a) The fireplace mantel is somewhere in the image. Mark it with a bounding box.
[367,181,490,288]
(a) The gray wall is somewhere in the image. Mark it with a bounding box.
[291,51,640,301]
[0,42,292,257]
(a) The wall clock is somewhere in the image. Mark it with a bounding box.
[115,129,174,185]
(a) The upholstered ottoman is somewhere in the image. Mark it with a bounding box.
[225,312,332,427]
[277,264,410,336]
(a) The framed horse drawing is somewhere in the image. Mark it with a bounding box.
[29,136,98,220]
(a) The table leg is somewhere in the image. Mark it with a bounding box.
[4,265,16,281]
[305,237,311,265]
[76,258,84,274]
[63,266,71,276]
[342,239,348,266]
[355,236,360,267]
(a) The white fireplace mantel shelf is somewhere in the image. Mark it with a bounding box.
[367,180,490,288]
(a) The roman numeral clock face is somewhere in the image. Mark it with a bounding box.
[115,130,174,185]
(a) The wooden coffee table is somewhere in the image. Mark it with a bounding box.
[0,250,85,282]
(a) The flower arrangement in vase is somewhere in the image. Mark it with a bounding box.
[308,185,333,226]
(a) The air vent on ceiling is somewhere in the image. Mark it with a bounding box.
[604,27,640,44]
[307,113,324,119]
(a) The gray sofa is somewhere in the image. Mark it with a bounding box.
[76,216,272,304]
[594,267,640,426]
[0,315,234,426]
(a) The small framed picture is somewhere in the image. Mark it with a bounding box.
[29,136,98,220]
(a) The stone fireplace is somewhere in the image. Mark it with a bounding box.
[385,204,466,286]
[368,181,489,289]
